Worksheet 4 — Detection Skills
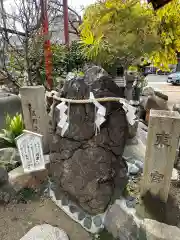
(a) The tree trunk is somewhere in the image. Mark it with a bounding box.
[176,52,180,71]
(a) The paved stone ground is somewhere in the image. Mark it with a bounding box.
[146,75,180,109]
[156,85,180,109]
[0,198,92,240]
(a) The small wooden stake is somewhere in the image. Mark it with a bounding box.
[141,110,180,202]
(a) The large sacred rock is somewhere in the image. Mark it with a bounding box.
[50,70,128,215]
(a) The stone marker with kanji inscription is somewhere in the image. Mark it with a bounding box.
[15,130,45,173]
[141,110,180,202]
[20,86,49,153]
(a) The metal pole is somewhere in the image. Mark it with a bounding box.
[63,0,69,46]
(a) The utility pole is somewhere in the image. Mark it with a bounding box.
[63,0,69,46]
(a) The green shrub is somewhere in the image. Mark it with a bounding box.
[41,41,87,86]
[0,113,24,147]
[128,66,138,71]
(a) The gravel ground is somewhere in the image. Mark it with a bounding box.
[0,197,92,240]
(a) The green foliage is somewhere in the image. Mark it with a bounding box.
[8,39,87,88]
[80,0,180,69]
[0,113,24,147]
[50,44,67,79]
[151,0,180,69]
[71,70,85,77]
[18,188,37,201]
[65,41,87,72]
[80,0,159,68]
[40,41,87,87]
[49,41,86,80]
[128,66,138,71]
[8,53,24,72]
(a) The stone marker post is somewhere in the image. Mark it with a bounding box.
[141,110,180,202]
[20,86,49,153]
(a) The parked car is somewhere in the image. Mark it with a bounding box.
[167,71,180,85]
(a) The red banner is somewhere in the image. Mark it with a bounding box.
[42,0,53,89]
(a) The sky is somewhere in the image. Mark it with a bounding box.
[4,0,97,14]
[2,0,97,31]
[69,0,96,12]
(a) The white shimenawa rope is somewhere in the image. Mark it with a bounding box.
[53,95,133,136]
[53,96,126,104]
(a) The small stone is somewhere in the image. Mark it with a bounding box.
[124,157,135,164]
[176,158,180,171]
[104,202,139,239]
[69,205,78,213]
[139,227,147,240]
[173,103,180,113]
[3,192,11,203]
[61,196,69,206]
[144,96,169,113]
[0,148,21,171]
[8,166,48,192]
[50,182,57,192]
[154,91,168,101]
[126,138,139,146]
[123,140,146,163]
[138,121,148,132]
[142,219,180,240]
[0,183,16,203]
[20,224,69,240]
[94,234,100,240]
[0,167,8,184]
[135,160,144,170]
[84,216,92,229]
[175,148,179,165]
[126,199,136,208]
[127,162,140,175]
[126,196,136,208]
[142,86,154,96]
[171,168,179,181]
[126,195,135,201]
[43,187,48,194]
[93,216,102,227]
[44,154,50,164]
[78,211,86,221]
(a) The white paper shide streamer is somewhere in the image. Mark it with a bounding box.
[56,101,69,137]
[120,99,137,126]
[90,92,106,134]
